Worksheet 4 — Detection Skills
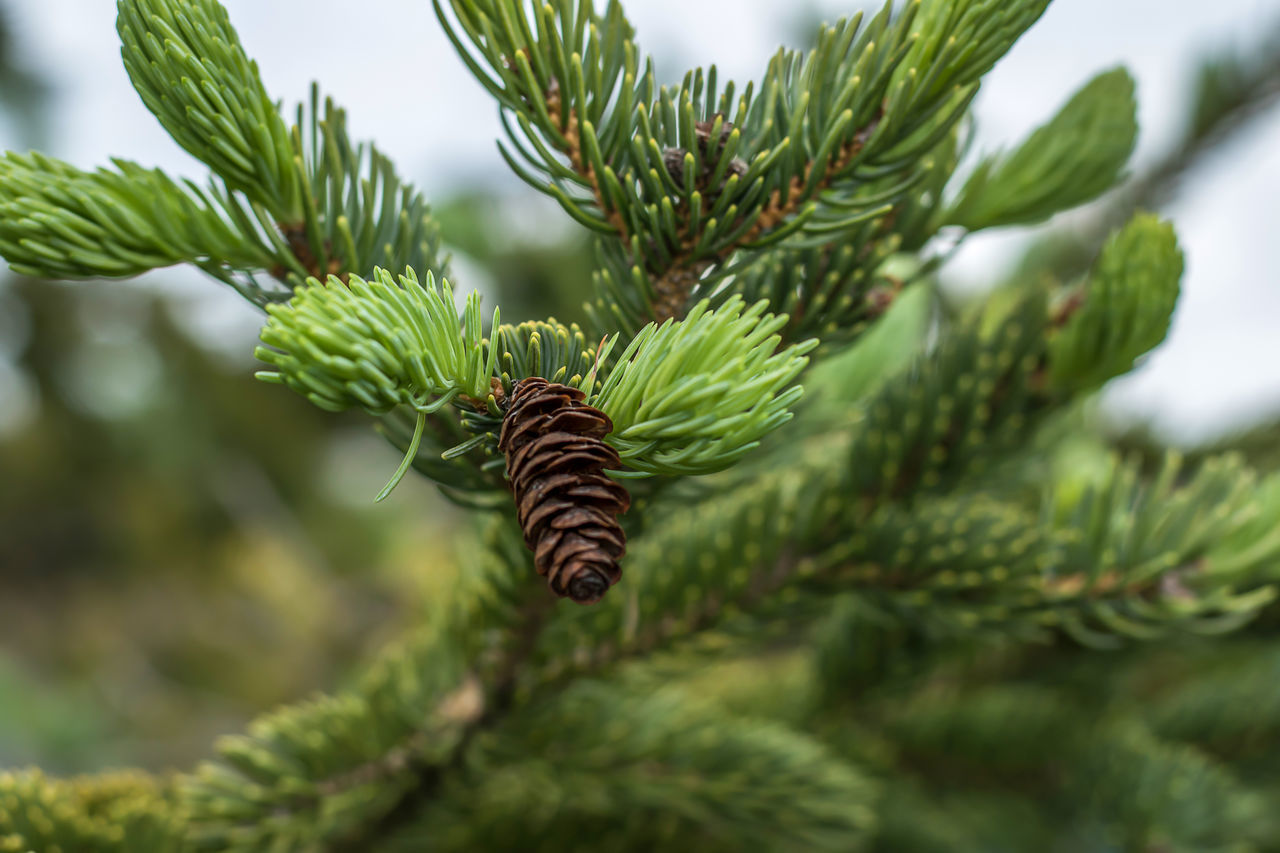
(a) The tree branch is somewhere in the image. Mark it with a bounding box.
[327,589,557,852]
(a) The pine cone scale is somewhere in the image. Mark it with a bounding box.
[509,432,615,471]
[567,482,632,508]
[522,450,621,478]
[499,378,630,604]
[549,506,616,529]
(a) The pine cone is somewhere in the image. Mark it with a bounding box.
[498,378,631,604]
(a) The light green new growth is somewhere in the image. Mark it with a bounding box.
[0,151,273,279]
[1050,213,1183,391]
[947,68,1138,230]
[117,0,303,219]
[256,268,498,500]
[590,297,816,475]
[256,268,497,414]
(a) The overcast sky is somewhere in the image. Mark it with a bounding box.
[1,0,1278,442]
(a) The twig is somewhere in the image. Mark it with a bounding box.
[326,588,557,851]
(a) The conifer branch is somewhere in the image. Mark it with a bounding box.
[945,68,1138,231]
[0,0,447,306]
[0,769,184,853]
[8,0,1276,848]
[390,682,878,851]
[0,152,276,281]
[1008,18,1280,286]
[117,0,304,220]
[445,0,1058,329]
[326,583,558,853]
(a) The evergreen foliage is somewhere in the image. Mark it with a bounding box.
[590,297,815,475]
[2,0,1279,849]
[945,67,1138,230]
[1049,213,1183,393]
[256,269,498,416]
[117,0,303,218]
[0,153,272,280]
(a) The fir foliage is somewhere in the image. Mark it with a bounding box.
[0,770,183,853]
[255,269,498,415]
[116,0,303,219]
[403,682,877,852]
[3,0,1279,849]
[1,0,450,308]
[0,152,273,280]
[590,297,816,475]
[946,68,1138,230]
[1049,213,1184,392]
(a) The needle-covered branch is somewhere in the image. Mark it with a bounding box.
[255,269,498,416]
[0,0,448,307]
[0,152,274,280]
[442,0,1056,329]
[0,770,183,853]
[117,0,304,220]
[590,297,816,475]
[177,524,534,852]
[1049,213,1183,392]
[434,0,644,237]
[5,0,1272,849]
[945,68,1138,231]
[392,683,878,852]
[820,452,1280,648]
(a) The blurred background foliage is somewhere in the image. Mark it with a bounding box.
[0,0,1279,806]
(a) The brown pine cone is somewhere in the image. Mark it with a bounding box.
[498,378,631,604]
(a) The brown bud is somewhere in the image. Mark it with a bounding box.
[662,119,748,192]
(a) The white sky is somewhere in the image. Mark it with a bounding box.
[2,0,1279,442]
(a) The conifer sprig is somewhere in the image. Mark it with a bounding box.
[589,297,816,475]
[0,151,274,280]
[254,273,814,485]
[1049,213,1183,392]
[440,0,1063,328]
[255,268,497,415]
[410,682,878,851]
[117,0,304,219]
[0,0,447,303]
[947,68,1139,230]
[278,88,448,287]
